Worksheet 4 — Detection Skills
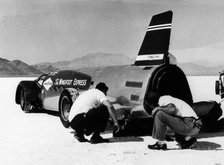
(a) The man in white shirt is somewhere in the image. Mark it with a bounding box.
[69,82,120,143]
[148,95,201,150]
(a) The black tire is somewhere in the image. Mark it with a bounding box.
[59,91,72,128]
[19,88,32,112]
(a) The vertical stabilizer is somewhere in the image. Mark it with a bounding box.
[134,11,173,66]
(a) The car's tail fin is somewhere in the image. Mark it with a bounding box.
[134,11,173,66]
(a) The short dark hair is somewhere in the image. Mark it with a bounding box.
[95,82,108,92]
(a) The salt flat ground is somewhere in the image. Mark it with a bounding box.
[0,77,224,165]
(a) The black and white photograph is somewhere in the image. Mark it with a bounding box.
[1,0,224,164]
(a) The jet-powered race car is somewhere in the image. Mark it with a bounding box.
[16,11,223,135]
[15,70,92,127]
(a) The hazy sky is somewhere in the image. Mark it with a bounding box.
[1,0,224,65]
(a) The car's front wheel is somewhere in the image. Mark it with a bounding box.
[19,88,33,112]
[59,91,72,128]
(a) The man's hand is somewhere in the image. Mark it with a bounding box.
[113,123,121,134]
[151,107,159,118]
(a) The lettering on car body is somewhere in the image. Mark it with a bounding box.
[73,79,87,86]
[54,79,72,86]
[59,79,73,86]
[54,78,88,87]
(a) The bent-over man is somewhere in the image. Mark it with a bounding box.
[68,82,120,143]
[148,95,201,150]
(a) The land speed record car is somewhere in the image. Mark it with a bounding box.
[15,70,92,128]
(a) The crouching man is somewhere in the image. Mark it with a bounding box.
[148,95,202,150]
[68,82,120,144]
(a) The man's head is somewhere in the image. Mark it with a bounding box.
[95,82,109,95]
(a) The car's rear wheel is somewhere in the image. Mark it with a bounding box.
[20,88,32,112]
[59,92,72,128]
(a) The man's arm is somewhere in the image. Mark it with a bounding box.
[158,103,177,115]
[152,103,177,117]
[102,100,119,126]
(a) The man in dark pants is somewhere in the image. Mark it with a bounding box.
[148,95,202,150]
[68,82,120,143]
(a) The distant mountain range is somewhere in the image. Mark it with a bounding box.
[0,58,42,76]
[34,52,134,71]
[0,52,223,76]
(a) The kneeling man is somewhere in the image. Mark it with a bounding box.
[148,95,201,150]
[68,82,120,143]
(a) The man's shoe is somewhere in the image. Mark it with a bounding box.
[148,142,167,150]
[90,135,109,144]
[180,137,197,149]
[74,133,89,142]
[175,134,186,145]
